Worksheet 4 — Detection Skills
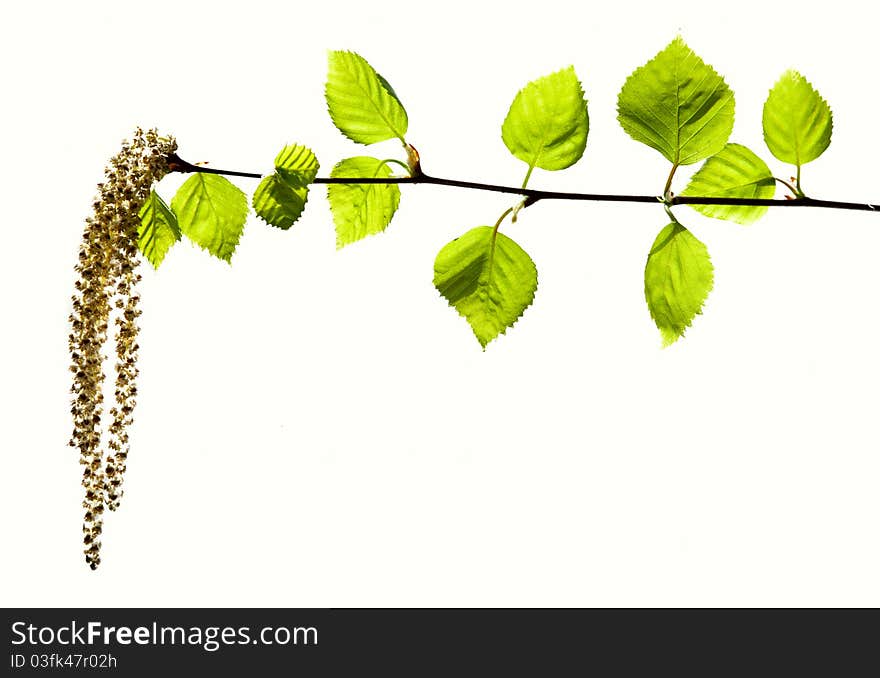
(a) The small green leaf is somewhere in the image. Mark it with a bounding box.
[137,190,180,269]
[501,66,589,172]
[273,144,319,187]
[644,222,714,346]
[253,176,306,231]
[680,143,775,224]
[762,70,832,167]
[326,50,408,145]
[434,226,537,348]
[327,157,401,248]
[171,174,248,263]
[253,144,319,230]
[618,36,735,165]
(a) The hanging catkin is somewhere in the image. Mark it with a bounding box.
[68,128,176,569]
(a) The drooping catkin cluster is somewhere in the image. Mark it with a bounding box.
[68,128,176,569]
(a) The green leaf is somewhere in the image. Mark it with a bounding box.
[253,144,319,230]
[762,69,833,167]
[644,222,714,346]
[680,143,775,224]
[501,66,589,172]
[617,36,735,165]
[253,177,306,232]
[171,174,248,263]
[273,143,319,187]
[137,190,180,269]
[326,50,408,145]
[434,226,537,348]
[327,157,401,248]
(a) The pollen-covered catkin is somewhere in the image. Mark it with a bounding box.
[68,128,176,569]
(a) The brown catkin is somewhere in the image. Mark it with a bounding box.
[69,128,176,569]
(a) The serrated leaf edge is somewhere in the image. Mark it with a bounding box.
[325,50,408,145]
[434,228,538,349]
[327,157,402,248]
[173,174,248,264]
[644,223,714,347]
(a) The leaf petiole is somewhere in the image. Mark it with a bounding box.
[774,176,801,198]
[379,158,412,177]
[493,206,515,236]
[663,162,679,202]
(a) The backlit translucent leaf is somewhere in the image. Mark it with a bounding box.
[171,174,248,263]
[253,176,306,231]
[273,144,319,186]
[253,144,319,230]
[327,157,400,248]
[501,66,589,172]
[644,222,714,346]
[137,190,180,269]
[326,50,408,145]
[762,70,832,166]
[618,37,735,165]
[434,226,537,348]
[680,143,775,224]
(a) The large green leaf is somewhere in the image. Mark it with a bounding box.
[325,50,408,145]
[762,70,832,167]
[434,226,537,348]
[644,222,714,346]
[171,174,248,263]
[137,190,180,269]
[617,36,735,166]
[253,144,319,230]
[680,143,775,224]
[327,157,401,248]
[501,66,589,172]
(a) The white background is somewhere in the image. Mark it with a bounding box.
[2,0,880,607]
